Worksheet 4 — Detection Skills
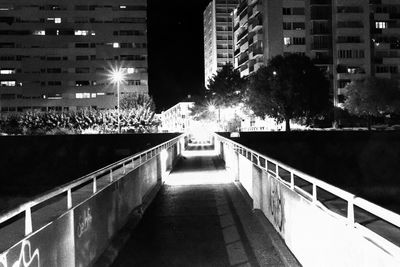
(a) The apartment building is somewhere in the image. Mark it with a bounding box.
[204,0,238,87]
[159,102,194,133]
[0,0,148,112]
[233,0,400,106]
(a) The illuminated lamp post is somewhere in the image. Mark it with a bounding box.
[109,68,126,134]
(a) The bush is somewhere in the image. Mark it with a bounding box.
[0,109,160,135]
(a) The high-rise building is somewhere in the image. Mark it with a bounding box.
[204,0,238,87]
[233,0,400,107]
[0,0,148,113]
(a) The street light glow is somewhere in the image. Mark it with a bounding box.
[109,68,126,84]
[208,104,216,112]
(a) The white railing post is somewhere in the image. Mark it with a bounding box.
[348,197,355,227]
[312,183,317,203]
[25,206,33,236]
[123,162,126,174]
[67,189,72,209]
[109,169,113,182]
[93,176,97,193]
[290,172,295,190]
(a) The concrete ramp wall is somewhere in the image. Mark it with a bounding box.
[0,138,181,267]
[220,138,400,267]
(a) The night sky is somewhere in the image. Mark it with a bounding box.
[147,0,211,112]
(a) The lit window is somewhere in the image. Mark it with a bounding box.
[0,69,14,74]
[375,21,387,29]
[75,30,89,36]
[97,92,105,96]
[120,5,126,9]
[55,18,61,23]
[33,30,45,35]
[284,37,291,46]
[1,81,16,86]
[113,42,120,48]
[75,93,91,99]
[91,93,96,98]
[127,67,134,74]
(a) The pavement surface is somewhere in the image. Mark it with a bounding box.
[108,144,286,267]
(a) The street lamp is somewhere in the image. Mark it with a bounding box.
[109,67,126,133]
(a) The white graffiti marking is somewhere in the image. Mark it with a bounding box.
[0,240,40,267]
[77,207,93,238]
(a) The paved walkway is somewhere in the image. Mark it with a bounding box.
[108,146,285,267]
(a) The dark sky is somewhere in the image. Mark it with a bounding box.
[147,0,211,112]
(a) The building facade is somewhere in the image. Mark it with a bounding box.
[233,0,400,106]
[0,0,148,112]
[204,0,238,87]
[159,102,194,133]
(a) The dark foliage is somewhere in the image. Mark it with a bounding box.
[246,54,331,131]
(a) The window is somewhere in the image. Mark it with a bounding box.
[293,22,305,30]
[284,37,291,46]
[283,8,291,15]
[0,80,16,86]
[75,43,89,48]
[283,22,291,30]
[75,30,89,36]
[293,37,305,45]
[0,69,15,74]
[127,80,141,85]
[376,66,389,73]
[76,93,91,99]
[76,55,89,60]
[113,42,120,48]
[48,81,61,86]
[33,30,45,35]
[47,68,61,73]
[390,66,398,74]
[375,21,387,29]
[292,8,305,15]
[75,81,90,86]
[75,67,90,73]
[338,79,351,89]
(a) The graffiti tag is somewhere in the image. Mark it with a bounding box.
[77,207,93,238]
[0,240,40,267]
[269,178,285,233]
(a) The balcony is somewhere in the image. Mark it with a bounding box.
[238,54,249,66]
[237,29,248,42]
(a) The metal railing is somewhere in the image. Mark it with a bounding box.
[0,134,183,237]
[215,133,400,253]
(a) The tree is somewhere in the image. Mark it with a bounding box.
[119,93,160,132]
[206,63,247,108]
[343,76,400,130]
[246,54,330,131]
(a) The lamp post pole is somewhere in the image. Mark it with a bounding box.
[117,81,121,134]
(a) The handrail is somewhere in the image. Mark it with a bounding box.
[215,133,400,249]
[0,134,184,236]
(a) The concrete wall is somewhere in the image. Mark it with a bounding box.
[0,143,180,267]
[220,140,400,267]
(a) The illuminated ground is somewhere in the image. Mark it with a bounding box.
[109,144,289,266]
